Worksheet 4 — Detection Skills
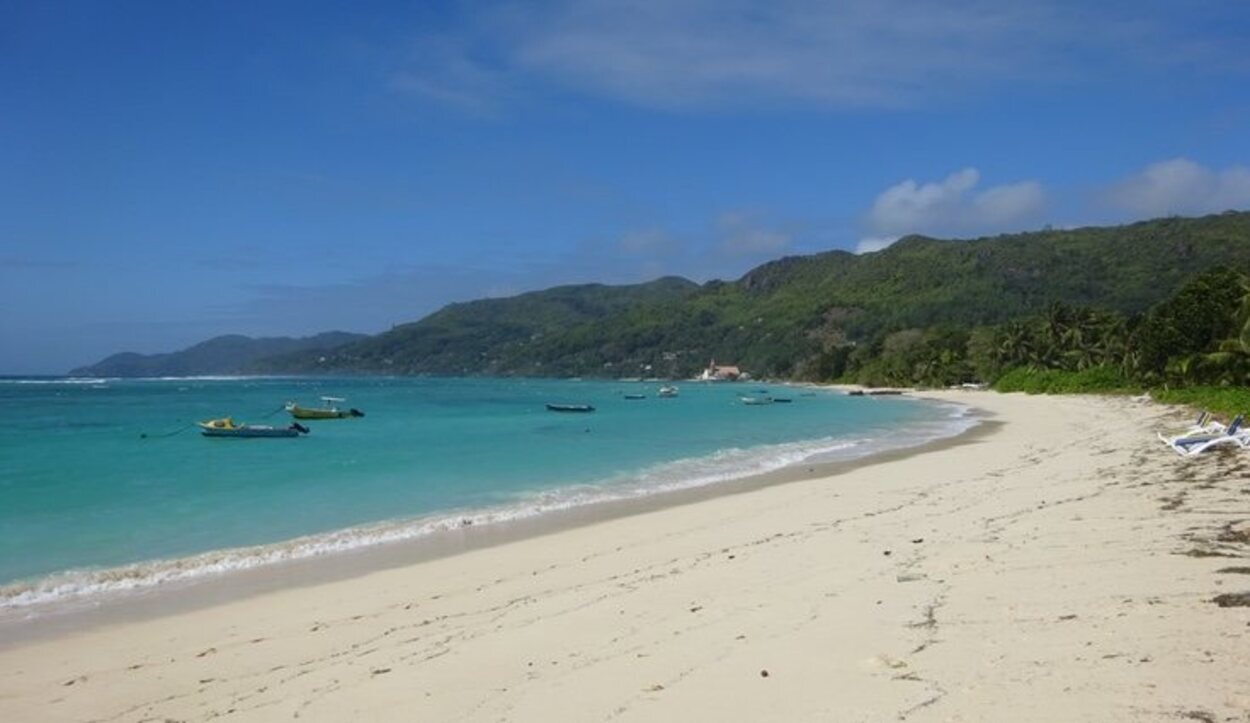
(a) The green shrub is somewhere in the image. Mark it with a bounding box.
[992,365,1139,394]
[1152,386,1250,418]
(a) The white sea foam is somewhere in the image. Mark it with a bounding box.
[0,375,295,384]
[0,399,976,617]
[0,377,114,385]
[133,375,292,381]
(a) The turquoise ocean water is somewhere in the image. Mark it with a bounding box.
[0,376,971,614]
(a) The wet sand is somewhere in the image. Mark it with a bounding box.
[0,399,987,647]
[2,391,1248,721]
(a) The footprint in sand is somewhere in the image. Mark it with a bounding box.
[863,655,909,671]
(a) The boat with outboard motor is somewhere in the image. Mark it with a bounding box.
[198,417,310,438]
[285,397,364,420]
[546,403,595,413]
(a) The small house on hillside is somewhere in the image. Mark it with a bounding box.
[698,360,745,381]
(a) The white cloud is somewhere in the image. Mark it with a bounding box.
[866,168,980,236]
[1105,158,1250,217]
[971,181,1047,226]
[855,236,899,254]
[857,168,1045,251]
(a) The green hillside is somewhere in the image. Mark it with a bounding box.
[253,277,701,376]
[269,212,1250,380]
[71,332,366,377]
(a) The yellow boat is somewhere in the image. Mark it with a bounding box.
[285,397,364,420]
[199,417,309,438]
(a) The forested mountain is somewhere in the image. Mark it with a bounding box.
[70,332,366,377]
[251,277,702,376]
[264,212,1250,379]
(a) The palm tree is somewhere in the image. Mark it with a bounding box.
[1199,345,1249,385]
[1095,317,1129,367]
[1190,272,1250,385]
[1233,275,1250,352]
[997,321,1034,366]
[1042,301,1074,349]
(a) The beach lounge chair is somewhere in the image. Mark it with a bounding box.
[1174,410,1226,436]
[1158,414,1249,456]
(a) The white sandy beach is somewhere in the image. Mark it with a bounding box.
[1,390,1248,722]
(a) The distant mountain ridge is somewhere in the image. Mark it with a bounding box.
[250,276,702,376]
[263,211,1250,379]
[70,332,366,377]
[76,211,1250,381]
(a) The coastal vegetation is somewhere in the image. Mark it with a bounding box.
[75,212,1250,418]
[259,212,1250,391]
[844,263,1250,418]
[1151,387,1250,417]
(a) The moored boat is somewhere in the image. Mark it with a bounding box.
[740,395,774,406]
[198,418,310,438]
[285,397,364,420]
[546,403,595,413]
[657,385,679,398]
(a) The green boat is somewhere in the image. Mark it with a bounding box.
[285,397,365,420]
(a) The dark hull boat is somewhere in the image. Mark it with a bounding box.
[546,403,595,413]
[199,418,310,438]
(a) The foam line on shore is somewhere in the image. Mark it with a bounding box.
[0,399,975,619]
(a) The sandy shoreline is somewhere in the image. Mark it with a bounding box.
[0,391,978,645]
[2,391,1248,721]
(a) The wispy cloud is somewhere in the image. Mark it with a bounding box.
[389,36,514,116]
[391,1,1248,112]
[1103,158,1250,217]
[854,236,899,255]
[716,211,791,256]
[609,208,797,281]
[857,168,1045,252]
[618,227,674,255]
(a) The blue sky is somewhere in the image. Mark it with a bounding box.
[3,0,1249,373]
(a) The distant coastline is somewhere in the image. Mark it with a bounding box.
[62,212,1250,385]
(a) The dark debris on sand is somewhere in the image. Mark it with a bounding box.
[1211,592,1250,608]
[1214,523,1250,545]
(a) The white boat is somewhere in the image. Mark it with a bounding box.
[657,385,679,398]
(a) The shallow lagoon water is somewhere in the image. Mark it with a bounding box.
[0,376,970,609]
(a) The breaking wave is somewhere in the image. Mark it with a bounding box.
[0,398,976,617]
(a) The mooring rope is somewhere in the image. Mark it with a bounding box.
[141,405,288,438]
[139,423,195,439]
[260,404,287,419]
